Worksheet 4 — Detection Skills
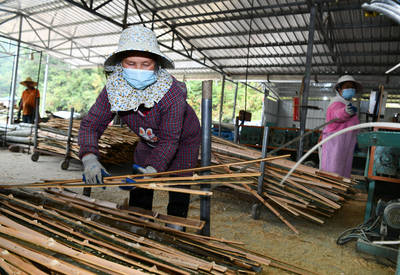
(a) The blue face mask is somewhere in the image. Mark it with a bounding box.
[122,68,157,90]
[341,88,356,100]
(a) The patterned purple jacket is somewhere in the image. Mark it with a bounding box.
[78,78,201,173]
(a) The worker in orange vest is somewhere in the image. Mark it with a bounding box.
[17,77,40,124]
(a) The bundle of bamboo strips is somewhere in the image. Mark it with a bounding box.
[210,136,357,234]
[0,188,318,275]
[37,118,140,164]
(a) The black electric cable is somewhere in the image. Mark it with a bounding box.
[336,215,382,245]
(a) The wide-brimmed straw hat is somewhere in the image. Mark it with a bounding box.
[334,75,362,93]
[20,77,38,87]
[104,26,174,69]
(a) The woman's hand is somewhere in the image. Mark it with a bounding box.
[82,153,110,185]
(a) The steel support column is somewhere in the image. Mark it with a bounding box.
[8,15,22,125]
[297,5,316,160]
[231,82,239,123]
[200,80,212,236]
[261,86,270,126]
[218,75,226,137]
[41,54,49,117]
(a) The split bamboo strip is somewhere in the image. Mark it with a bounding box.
[211,154,299,234]
[47,188,206,230]
[32,154,288,186]
[0,195,256,270]
[0,206,166,275]
[241,183,299,234]
[0,249,47,275]
[268,169,341,209]
[0,172,260,189]
[43,191,246,250]
[45,191,203,231]
[0,257,27,275]
[0,236,97,275]
[0,198,197,274]
[0,217,147,275]
[0,187,320,274]
[285,205,325,224]
[208,137,356,230]
[263,193,300,216]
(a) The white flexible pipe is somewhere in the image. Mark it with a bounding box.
[279,122,400,185]
[362,2,400,24]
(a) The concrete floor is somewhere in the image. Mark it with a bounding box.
[0,148,396,275]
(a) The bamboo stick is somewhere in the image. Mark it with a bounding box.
[240,183,299,234]
[263,193,300,216]
[267,170,341,209]
[1,200,191,275]
[0,249,47,275]
[31,154,289,186]
[0,236,97,275]
[0,257,27,275]
[9,172,260,189]
[0,221,145,275]
[0,206,167,275]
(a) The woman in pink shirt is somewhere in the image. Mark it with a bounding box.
[321,75,362,178]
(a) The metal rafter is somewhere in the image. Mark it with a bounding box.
[137,3,362,28]
[13,20,398,44]
[0,14,18,26]
[63,0,123,28]
[59,49,400,62]
[134,0,225,74]
[195,37,400,51]
[93,0,114,11]
[205,51,400,60]
[127,1,309,26]
[59,0,225,75]
[179,62,399,69]
[154,0,229,12]
[313,1,341,73]
[0,11,102,65]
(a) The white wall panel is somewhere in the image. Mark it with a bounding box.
[276,99,330,129]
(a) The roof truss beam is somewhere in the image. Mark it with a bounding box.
[196,38,400,51]
[64,0,226,75]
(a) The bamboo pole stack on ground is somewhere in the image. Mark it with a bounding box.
[0,188,318,275]
[37,118,140,164]
[210,136,357,233]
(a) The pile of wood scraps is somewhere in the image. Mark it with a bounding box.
[210,136,357,234]
[0,188,318,275]
[37,118,140,164]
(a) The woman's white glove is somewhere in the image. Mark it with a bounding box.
[82,153,110,185]
[136,165,157,177]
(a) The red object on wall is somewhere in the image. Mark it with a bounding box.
[293,97,300,121]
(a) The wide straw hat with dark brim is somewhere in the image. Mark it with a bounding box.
[20,77,38,87]
[334,75,362,93]
[104,26,174,69]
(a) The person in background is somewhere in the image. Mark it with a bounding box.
[78,26,201,230]
[320,75,362,178]
[17,77,40,124]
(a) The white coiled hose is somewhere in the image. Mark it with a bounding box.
[279,122,400,185]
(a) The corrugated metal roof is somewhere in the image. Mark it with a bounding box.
[0,0,399,91]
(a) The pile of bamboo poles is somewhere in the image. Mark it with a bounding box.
[37,118,140,164]
[0,188,317,275]
[210,136,357,234]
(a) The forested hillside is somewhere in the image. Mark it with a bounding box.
[0,45,264,123]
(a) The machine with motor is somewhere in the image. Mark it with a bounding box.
[376,199,400,240]
[337,129,400,265]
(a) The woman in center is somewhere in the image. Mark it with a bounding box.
[78,26,201,230]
